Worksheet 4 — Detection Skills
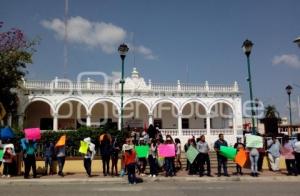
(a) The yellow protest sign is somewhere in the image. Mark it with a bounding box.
[79,140,89,154]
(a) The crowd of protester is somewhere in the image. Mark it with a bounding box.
[1,125,300,185]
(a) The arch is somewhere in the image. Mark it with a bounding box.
[23,97,55,114]
[55,97,88,114]
[180,99,208,114]
[208,100,234,130]
[150,98,180,113]
[88,98,120,114]
[24,98,54,129]
[208,99,234,114]
[124,98,151,114]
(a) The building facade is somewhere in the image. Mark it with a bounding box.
[17,68,243,146]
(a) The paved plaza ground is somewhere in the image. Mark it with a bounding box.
[0,168,299,196]
[0,168,299,184]
[0,180,299,196]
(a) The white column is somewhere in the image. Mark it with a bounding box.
[118,115,121,131]
[148,113,153,125]
[86,114,91,127]
[233,117,236,136]
[18,114,24,129]
[7,113,12,127]
[178,113,182,136]
[53,113,58,131]
[206,115,211,136]
[234,97,243,135]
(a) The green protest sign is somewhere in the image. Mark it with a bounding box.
[0,149,4,161]
[135,145,149,158]
[186,146,199,164]
[220,146,237,160]
[246,135,263,148]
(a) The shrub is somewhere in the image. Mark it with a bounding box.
[1,125,129,157]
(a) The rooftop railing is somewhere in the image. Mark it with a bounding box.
[22,79,240,93]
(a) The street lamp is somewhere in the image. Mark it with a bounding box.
[285,85,293,126]
[294,36,300,48]
[255,98,259,130]
[242,39,256,135]
[118,43,129,131]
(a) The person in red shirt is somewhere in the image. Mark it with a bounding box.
[124,145,137,184]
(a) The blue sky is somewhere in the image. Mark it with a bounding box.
[1,0,300,122]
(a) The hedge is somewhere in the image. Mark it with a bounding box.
[1,126,129,157]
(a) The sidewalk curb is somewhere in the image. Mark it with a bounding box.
[0,176,299,185]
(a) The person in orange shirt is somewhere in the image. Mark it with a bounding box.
[124,145,137,184]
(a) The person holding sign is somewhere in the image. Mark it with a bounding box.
[188,139,198,175]
[23,140,37,179]
[56,144,66,177]
[124,145,137,184]
[137,138,147,176]
[2,145,15,178]
[267,136,281,172]
[43,141,54,175]
[281,135,297,176]
[234,137,245,175]
[248,146,259,177]
[214,134,229,177]
[164,135,176,177]
[197,135,212,177]
[148,139,158,177]
[245,134,263,176]
[120,138,134,177]
[83,137,96,177]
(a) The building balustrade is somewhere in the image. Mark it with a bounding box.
[23,80,239,94]
[182,129,207,136]
[210,129,234,135]
[159,128,233,136]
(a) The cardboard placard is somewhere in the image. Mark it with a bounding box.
[24,128,41,140]
[186,146,199,164]
[135,145,150,158]
[158,144,175,158]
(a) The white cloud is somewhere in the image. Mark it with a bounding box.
[135,45,157,60]
[272,54,300,69]
[42,16,126,53]
[108,71,121,82]
[41,16,156,60]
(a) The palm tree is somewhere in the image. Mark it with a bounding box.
[264,105,280,119]
[262,105,281,136]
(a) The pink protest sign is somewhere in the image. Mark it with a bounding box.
[24,128,41,140]
[158,144,175,158]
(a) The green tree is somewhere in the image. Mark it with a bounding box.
[264,105,280,118]
[0,22,38,124]
[262,105,281,136]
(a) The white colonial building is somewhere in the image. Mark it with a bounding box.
[16,68,243,146]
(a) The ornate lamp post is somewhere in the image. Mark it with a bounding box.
[255,98,259,130]
[294,36,300,48]
[118,43,129,131]
[242,39,256,135]
[285,85,293,125]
